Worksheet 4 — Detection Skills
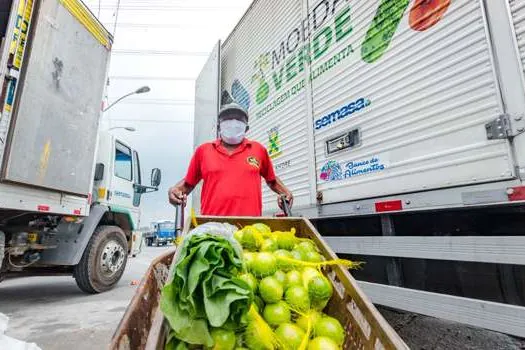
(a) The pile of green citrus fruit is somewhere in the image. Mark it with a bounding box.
[229,223,346,350]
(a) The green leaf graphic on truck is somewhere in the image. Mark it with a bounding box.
[251,54,271,104]
[224,0,451,112]
[362,0,451,63]
[361,0,410,63]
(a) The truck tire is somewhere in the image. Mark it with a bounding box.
[74,225,128,294]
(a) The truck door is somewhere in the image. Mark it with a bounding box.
[132,150,142,208]
[109,140,139,228]
[193,41,221,213]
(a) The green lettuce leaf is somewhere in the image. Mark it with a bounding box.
[161,232,252,346]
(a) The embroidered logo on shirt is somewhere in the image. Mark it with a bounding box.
[247,156,260,169]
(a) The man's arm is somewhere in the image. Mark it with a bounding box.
[169,148,201,206]
[168,179,195,206]
[266,176,294,209]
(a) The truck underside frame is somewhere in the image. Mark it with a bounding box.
[311,203,525,338]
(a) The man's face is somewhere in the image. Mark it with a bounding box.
[219,111,249,133]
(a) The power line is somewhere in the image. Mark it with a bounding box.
[111,49,209,56]
[110,119,193,124]
[95,5,244,11]
[112,0,121,36]
[109,75,196,81]
[101,22,203,29]
[116,99,194,105]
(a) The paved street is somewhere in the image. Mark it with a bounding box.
[0,245,172,350]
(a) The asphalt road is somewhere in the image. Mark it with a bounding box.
[0,245,172,350]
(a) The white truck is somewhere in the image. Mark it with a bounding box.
[0,0,161,293]
[195,0,525,338]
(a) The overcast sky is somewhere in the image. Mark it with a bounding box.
[84,0,251,227]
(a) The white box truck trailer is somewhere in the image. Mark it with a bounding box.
[0,0,161,293]
[195,0,525,337]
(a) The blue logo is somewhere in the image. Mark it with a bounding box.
[320,156,386,182]
[314,97,371,130]
[320,160,343,181]
[114,191,131,199]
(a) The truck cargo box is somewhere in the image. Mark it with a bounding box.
[0,0,111,196]
[196,0,525,216]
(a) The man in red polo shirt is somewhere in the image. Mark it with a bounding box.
[168,103,293,216]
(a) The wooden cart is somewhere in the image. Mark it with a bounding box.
[110,216,409,350]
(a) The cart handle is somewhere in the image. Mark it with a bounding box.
[280,194,293,217]
[175,203,185,237]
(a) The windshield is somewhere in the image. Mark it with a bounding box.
[159,223,175,230]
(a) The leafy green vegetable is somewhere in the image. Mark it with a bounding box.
[165,330,189,350]
[161,233,253,347]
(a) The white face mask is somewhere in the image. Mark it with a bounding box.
[219,119,247,145]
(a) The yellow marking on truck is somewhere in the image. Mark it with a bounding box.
[98,187,107,199]
[37,140,51,183]
[59,0,113,49]
[9,0,26,56]
[14,0,33,69]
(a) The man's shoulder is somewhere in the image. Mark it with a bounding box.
[196,141,218,152]
[247,139,267,151]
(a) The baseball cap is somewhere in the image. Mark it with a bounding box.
[218,102,248,121]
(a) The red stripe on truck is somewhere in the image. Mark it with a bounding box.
[508,186,525,201]
[37,205,50,212]
[375,200,403,212]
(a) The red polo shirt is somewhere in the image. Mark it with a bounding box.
[184,139,276,216]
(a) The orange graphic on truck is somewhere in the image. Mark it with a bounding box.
[409,0,451,32]
[362,0,452,63]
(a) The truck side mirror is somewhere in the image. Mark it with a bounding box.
[151,168,161,187]
[94,163,104,181]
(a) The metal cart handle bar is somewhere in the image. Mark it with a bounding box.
[175,203,185,237]
[281,194,292,217]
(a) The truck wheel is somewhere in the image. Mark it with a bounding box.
[74,225,128,294]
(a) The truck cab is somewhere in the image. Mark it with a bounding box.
[92,131,150,231]
[0,129,161,293]
[145,220,175,247]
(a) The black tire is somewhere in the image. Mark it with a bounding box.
[74,225,128,294]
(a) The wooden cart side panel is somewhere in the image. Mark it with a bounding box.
[110,249,175,350]
[301,219,408,350]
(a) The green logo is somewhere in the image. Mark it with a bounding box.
[226,1,451,119]
[252,54,271,105]
[267,126,282,159]
[251,3,354,107]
